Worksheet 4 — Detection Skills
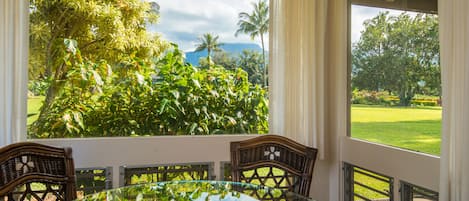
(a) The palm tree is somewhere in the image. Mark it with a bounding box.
[194,33,223,68]
[235,0,269,87]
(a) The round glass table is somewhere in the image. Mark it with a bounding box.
[77,180,315,201]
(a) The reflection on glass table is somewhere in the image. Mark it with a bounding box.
[77,180,315,201]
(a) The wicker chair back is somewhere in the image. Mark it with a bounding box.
[0,142,76,201]
[230,135,318,198]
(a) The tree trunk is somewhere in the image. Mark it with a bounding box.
[39,82,60,115]
[260,34,267,87]
[34,62,67,131]
[44,38,55,78]
[398,86,414,106]
[207,48,211,69]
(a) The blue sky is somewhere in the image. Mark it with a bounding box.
[149,0,256,51]
[148,1,414,51]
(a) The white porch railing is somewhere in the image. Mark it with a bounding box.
[341,137,440,200]
[32,135,257,188]
[31,135,440,201]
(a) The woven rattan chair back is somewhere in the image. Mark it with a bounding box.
[230,135,318,198]
[0,142,77,201]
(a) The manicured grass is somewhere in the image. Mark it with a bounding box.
[351,104,441,200]
[353,168,391,200]
[351,104,441,155]
[27,96,44,125]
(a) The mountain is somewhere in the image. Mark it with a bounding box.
[185,43,263,66]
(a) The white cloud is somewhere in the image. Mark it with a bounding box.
[150,2,422,51]
[149,0,262,51]
[351,5,420,44]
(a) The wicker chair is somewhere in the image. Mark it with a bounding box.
[230,135,318,198]
[0,142,77,201]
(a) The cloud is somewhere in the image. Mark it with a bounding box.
[149,0,260,51]
[351,5,420,43]
[149,1,424,51]
[351,5,382,43]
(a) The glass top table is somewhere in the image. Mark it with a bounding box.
[77,180,315,201]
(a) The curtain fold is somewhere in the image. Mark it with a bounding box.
[0,0,28,146]
[270,0,346,160]
[439,0,469,200]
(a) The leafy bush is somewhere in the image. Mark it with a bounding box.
[351,89,441,107]
[412,94,441,106]
[351,90,397,106]
[29,43,268,138]
[411,99,438,106]
[28,80,50,96]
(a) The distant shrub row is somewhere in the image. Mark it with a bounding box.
[351,90,440,106]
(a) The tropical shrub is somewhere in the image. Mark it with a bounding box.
[351,89,440,107]
[351,90,396,105]
[411,99,439,106]
[28,80,50,96]
[29,42,268,138]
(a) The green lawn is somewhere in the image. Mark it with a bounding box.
[351,104,441,200]
[27,96,44,125]
[351,104,441,155]
[353,167,391,200]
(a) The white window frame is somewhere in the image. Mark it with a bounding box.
[3,0,441,199]
[11,0,270,188]
[343,0,440,200]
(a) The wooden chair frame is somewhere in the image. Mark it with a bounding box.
[0,142,76,201]
[230,135,318,197]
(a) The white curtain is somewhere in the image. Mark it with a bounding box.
[0,0,28,146]
[270,0,346,160]
[439,0,469,200]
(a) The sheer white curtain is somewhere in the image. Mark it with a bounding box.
[0,0,28,146]
[439,0,469,200]
[269,0,347,160]
[268,1,347,199]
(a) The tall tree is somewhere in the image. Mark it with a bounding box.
[194,33,223,68]
[29,0,169,126]
[235,0,269,87]
[238,50,264,85]
[211,51,238,70]
[352,12,440,106]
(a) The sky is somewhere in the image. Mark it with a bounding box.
[148,1,417,51]
[351,5,418,44]
[149,0,256,51]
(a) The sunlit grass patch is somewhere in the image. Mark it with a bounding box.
[351,105,441,155]
[27,96,44,125]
